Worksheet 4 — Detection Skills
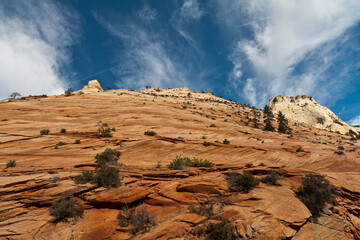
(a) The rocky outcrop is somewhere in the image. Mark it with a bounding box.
[1,88,360,239]
[269,95,359,135]
[76,79,103,94]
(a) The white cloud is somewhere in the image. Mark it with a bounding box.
[93,9,188,90]
[138,5,157,21]
[0,0,79,99]
[349,115,360,126]
[180,0,204,20]
[217,0,360,107]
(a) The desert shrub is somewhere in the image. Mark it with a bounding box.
[169,156,185,170]
[189,203,214,218]
[296,173,334,217]
[130,208,156,234]
[296,146,305,152]
[144,130,157,136]
[169,156,213,170]
[155,161,162,168]
[57,141,66,146]
[202,141,211,147]
[223,139,230,144]
[338,146,344,150]
[74,139,81,144]
[118,207,156,235]
[49,175,61,183]
[185,157,214,168]
[261,170,280,185]
[258,162,266,167]
[60,128,66,133]
[96,166,121,188]
[6,160,16,168]
[334,150,344,155]
[40,129,50,135]
[97,121,116,138]
[227,172,260,193]
[209,124,216,127]
[64,88,73,96]
[205,219,237,240]
[74,170,95,184]
[50,197,83,222]
[95,148,121,168]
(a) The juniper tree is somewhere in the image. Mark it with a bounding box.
[263,105,275,132]
[277,111,291,134]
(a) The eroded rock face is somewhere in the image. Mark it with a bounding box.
[269,95,359,135]
[1,88,360,239]
[76,79,103,94]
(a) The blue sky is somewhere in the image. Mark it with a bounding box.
[1,0,360,125]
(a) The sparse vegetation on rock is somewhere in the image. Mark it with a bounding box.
[97,121,116,138]
[296,173,334,217]
[95,148,122,168]
[6,160,16,168]
[204,219,238,240]
[277,111,291,134]
[64,88,73,96]
[50,197,83,222]
[96,166,121,188]
[223,139,230,144]
[10,92,21,99]
[227,172,260,193]
[169,155,214,169]
[60,128,66,133]
[189,203,214,218]
[261,170,281,185]
[40,129,50,135]
[118,206,156,235]
[144,130,157,136]
[74,148,122,188]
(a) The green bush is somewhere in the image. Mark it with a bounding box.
[60,128,66,133]
[205,219,237,240]
[64,88,73,96]
[40,129,50,135]
[189,203,214,218]
[169,156,214,170]
[223,139,230,144]
[50,197,83,222]
[96,166,121,188]
[57,141,66,146]
[202,141,211,147]
[144,130,157,136]
[227,172,260,193]
[74,139,81,144]
[97,121,116,138]
[74,170,95,184]
[261,170,280,185]
[296,173,334,217]
[6,160,16,168]
[95,148,122,168]
[118,207,156,235]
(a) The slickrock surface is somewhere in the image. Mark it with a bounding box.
[269,95,360,135]
[0,84,360,239]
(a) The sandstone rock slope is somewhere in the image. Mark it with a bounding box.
[269,95,359,135]
[0,81,359,239]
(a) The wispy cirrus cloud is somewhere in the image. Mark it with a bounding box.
[349,115,360,126]
[92,8,189,90]
[216,0,360,107]
[0,0,79,99]
[180,0,204,20]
